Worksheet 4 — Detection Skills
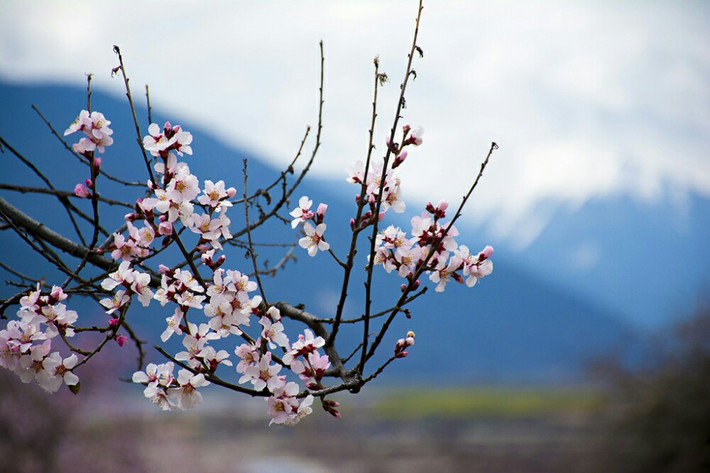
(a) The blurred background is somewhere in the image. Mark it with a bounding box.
[1,1,709,472]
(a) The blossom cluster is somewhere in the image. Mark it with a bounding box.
[290,196,330,256]
[292,124,494,294]
[64,110,114,154]
[131,361,209,410]
[1,106,493,428]
[0,285,80,393]
[83,117,326,425]
[373,200,493,292]
[235,314,323,425]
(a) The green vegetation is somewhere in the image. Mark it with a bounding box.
[372,386,602,419]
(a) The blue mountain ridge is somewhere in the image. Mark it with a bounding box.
[0,80,644,384]
[504,191,710,330]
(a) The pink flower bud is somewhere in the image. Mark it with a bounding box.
[392,150,407,169]
[92,156,102,171]
[226,187,237,198]
[316,203,328,223]
[116,335,128,347]
[158,221,173,236]
[74,183,91,198]
[85,178,94,189]
[108,318,120,327]
[478,245,494,261]
[323,399,341,418]
[49,286,66,304]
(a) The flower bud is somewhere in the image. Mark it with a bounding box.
[392,150,407,169]
[478,245,494,261]
[316,203,328,223]
[74,183,91,198]
[158,221,173,235]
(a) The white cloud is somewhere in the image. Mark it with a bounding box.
[1,0,708,246]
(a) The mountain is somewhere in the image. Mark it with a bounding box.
[0,80,644,384]
[501,192,710,330]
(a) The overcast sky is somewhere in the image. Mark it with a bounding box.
[1,0,709,246]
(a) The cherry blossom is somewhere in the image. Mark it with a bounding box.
[174,369,209,409]
[64,110,114,153]
[298,222,330,256]
[239,351,283,392]
[267,382,314,426]
[260,316,289,350]
[290,196,314,228]
[38,353,80,393]
[234,342,260,374]
[283,329,326,365]
[143,122,193,158]
[197,180,235,211]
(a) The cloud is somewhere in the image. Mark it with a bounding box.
[1,0,708,246]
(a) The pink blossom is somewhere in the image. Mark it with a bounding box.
[290,196,314,228]
[99,289,130,315]
[38,353,79,393]
[266,381,300,425]
[234,342,260,374]
[456,245,494,287]
[74,183,91,198]
[198,180,233,211]
[406,126,424,146]
[260,316,289,349]
[143,122,176,157]
[174,369,209,409]
[298,222,330,256]
[239,351,283,392]
[283,329,325,365]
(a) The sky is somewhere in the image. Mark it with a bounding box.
[1,0,709,246]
